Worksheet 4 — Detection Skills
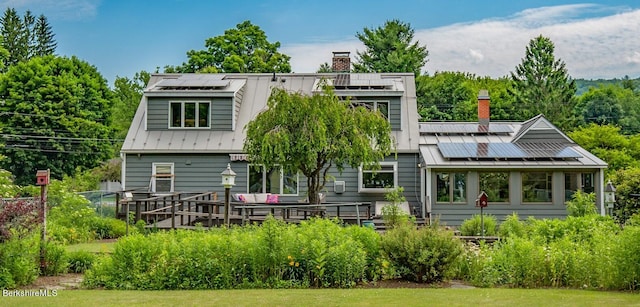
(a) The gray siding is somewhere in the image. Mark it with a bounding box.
[430,168,600,226]
[516,129,568,143]
[146,97,233,131]
[125,153,421,214]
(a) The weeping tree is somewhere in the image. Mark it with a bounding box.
[244,86,393,204]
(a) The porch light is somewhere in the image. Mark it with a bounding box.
[604,180,616,215]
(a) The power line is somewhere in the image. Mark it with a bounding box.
[0,133,123,142]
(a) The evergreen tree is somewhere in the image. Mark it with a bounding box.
[0,8,23,68]
[33,14,56,57]
[353,19,428,76]
[509,35,577,130]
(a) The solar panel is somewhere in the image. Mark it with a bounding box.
[155,75,229,89]
[334,74,350,87]
[437,142,582,159]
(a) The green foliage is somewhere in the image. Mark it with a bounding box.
[67,250,96,273]
[0,8,56,70]
[610,167,640,223]
[381,186,410,228]
[0,55,115,185]
[0,231,39,288]
[509,35,578,130]
[84,218,374,290]
[380,224,464,283]
[244,86,392,205]
[497,213,526,238]
[569,124,638,171]
[353,19,428,76]
[42,241,68,276]
[565,191,597,217]
[111,71,149,140]
[459,214,497,236]
[168,20,290,73]
[0,169,22,197]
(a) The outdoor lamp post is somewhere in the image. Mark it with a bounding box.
[220,163,236,227]
[604,180,616,216]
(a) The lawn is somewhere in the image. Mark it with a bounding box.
[3,288,639,307]
[64,240,116,254]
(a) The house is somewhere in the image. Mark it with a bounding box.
[120,52,422,218]
[418,90,608,225]
[120,53,607,226]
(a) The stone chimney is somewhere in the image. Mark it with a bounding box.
[478,89,490,126]
[332,51,351,72]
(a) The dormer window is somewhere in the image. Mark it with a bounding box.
[169,101,210,128]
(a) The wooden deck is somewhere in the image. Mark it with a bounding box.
[116,191,375,231]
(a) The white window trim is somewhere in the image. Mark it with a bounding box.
[168,100,211,129]
[358,162,398,193]
[152,162,174,193]
[247,164,299,196]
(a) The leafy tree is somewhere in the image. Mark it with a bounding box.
[610,167,640,223]
[169,20,290,73]
[316,62,332,73]
[578,85,623,126]
[111,71,150,140]
[510,35,577,130]
[568,124,637,171]
[353,19,428,76]
[244,86,393,204]
[0,55,114,185]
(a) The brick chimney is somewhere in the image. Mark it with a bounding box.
[332,51,350,72]
[478,89,490,126]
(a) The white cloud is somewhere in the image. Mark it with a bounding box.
[0,0,100,20]
[284,5,640,79]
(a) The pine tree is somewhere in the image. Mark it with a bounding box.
[0,8,23,67]
[33,14,56,57]
[510,35,577,130]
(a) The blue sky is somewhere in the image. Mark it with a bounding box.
[1,0,639,84]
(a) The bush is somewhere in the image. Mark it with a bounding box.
[42,241,68,276]
[498,213,526,238]
[380,224,463,283]
[67,250,96,273]
[92,217,127,239]
[0,232,40,288]
[459,214,497,236]
[565,191,597,217]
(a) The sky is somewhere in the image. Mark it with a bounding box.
[1,0,639,84]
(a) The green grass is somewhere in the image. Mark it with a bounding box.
[64,241,116,254]
[3,288,639,307]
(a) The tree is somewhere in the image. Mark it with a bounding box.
[353,19,428,76]
[111,71,150,140]
[0,55,115,185]
[244,86,393,204]
[578,85,623,126]
[33,14,56,57]
[510,35,577,130]
[316,62,332,73]
[169,20,290,73]
[0,8,56,70]
[568,124,637,172]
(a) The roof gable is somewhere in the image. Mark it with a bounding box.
[512,114,573,144]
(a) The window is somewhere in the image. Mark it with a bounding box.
[436,172,467,204]
[169,101,210,128]
[352,100,389,120]
[152,163,174,193]
[479,172,509,203]
[248,165,298,195]
[564,173,594,201]
[359,162,397,192]
[522,172,552,203]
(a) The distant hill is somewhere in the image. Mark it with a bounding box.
[575,77,640,96]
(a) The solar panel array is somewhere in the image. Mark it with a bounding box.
[155,75,229,89]
[419,123,513,134]
[437,142,582,159]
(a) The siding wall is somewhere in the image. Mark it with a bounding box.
[146,97,234,131]
[429,168,602,226]
[124,153,421,214]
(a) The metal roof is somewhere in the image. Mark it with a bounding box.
[121,73,420,154]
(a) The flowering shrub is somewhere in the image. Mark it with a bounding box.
[0,199,41,242]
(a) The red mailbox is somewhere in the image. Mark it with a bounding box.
[36,169,50,186]
[476,191,488,208]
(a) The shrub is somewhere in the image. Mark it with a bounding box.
[382,187,411,228]
[42,241,68,276]
[92,217,127,239]
[0,232,40,288]
[565,191,598,217]
[0,199,41,242]
[67,250,96,273]
[498,213,526,238]
[380,224,463,283]
[459,214,497,236]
